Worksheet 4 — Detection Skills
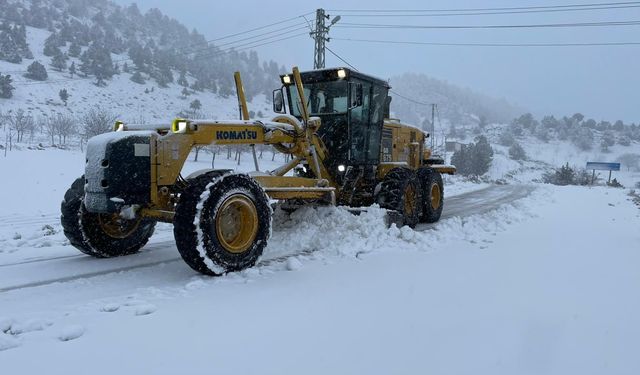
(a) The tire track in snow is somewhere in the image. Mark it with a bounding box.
[0,184,535,293]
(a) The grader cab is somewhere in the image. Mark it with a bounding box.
[60,67,455,276]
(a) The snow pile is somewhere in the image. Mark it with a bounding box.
[57,325,85,342]
[0,332,20,352]
[262,190,539,272]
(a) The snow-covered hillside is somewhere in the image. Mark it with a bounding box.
[0,25,273,122]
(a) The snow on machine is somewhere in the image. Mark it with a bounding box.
[61,67,455,275]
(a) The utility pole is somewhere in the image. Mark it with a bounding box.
[431,103,437,151]
[313,9,327,69]
[311,9,341,69]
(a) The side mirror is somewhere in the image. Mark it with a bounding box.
[273,89,286,114]
[349,83,363,109]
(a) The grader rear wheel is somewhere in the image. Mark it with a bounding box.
[417,168,444,223]
[376,167,420,228]
[173,172,271,276]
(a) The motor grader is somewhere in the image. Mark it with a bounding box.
[61,67,455,275]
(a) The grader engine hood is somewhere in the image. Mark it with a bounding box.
[84,131,156,213]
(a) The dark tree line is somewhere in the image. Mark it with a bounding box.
[502,112,640,152]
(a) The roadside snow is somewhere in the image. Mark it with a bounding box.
[1,183,638,374]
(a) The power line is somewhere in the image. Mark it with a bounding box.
[327,1,640,12]
[188,23,308,50]
[206,12,314,42]
[111,20,311,65]
[333,4,640,18]
[335,20,640,30]
[333,37,640,47]
[321,43,435,108]
[389,90,432,106]
[180,32,308,61]
[325,47,359,71]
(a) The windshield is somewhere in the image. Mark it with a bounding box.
[288,81,348,117]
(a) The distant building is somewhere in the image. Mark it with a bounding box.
[446,141,466,152]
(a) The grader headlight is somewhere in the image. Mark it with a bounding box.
[337,69,346,79]
[281,75,292,85]
[171,119,190,134]
[114,121,125,132]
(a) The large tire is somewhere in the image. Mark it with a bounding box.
[60,176,156,257]
[173,172,271,276]
[417,168,444,223]
[375,167,420,228]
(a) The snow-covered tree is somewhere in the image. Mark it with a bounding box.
[81,107,117,139]
[572,128,594,150]
[43,32,62,57]
[190,99,202,112]
[59,89,69,106]
[615,153,640,172]
[68,41,81,57]
[24,61,48,81]
[508,142,526,161]
[600,131,615,152]
[451,135,493,176]
[8,109,34,142]
[130,71,145,84]
[79,42,115,79]
[51,50,68,72]
[0,73,15,99]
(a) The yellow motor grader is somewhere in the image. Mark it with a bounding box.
[61,67,455,275]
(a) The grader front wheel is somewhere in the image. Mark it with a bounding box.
[60,176,156,258]
[173,172,272,276]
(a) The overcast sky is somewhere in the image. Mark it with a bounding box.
[113,0,640,122]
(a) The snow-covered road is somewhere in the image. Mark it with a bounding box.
[0,184,531,294]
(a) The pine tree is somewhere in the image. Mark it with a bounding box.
[190,99,202,111]
[24,61,48,81]
[508,142,526,160]
[0,73,15,99]
[0,23,31,63]
[43,33,61,57]
[69,61,76,77]
[130,71,145,84]
[68,41,81,58]
[59,89,69,106]
[79,42,115,80]
[50,50,68,72]
[555,163,576,186]
[451,145,471,176]
[451,136,494,176]
[177,70,188,87]
[470,135,494,175]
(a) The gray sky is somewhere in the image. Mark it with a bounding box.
[113,0,640,122]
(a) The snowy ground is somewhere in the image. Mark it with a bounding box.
[1,146,639,374]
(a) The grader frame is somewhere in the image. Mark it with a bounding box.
[62,65,455,276]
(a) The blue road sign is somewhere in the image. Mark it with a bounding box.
[586,162,621,171]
